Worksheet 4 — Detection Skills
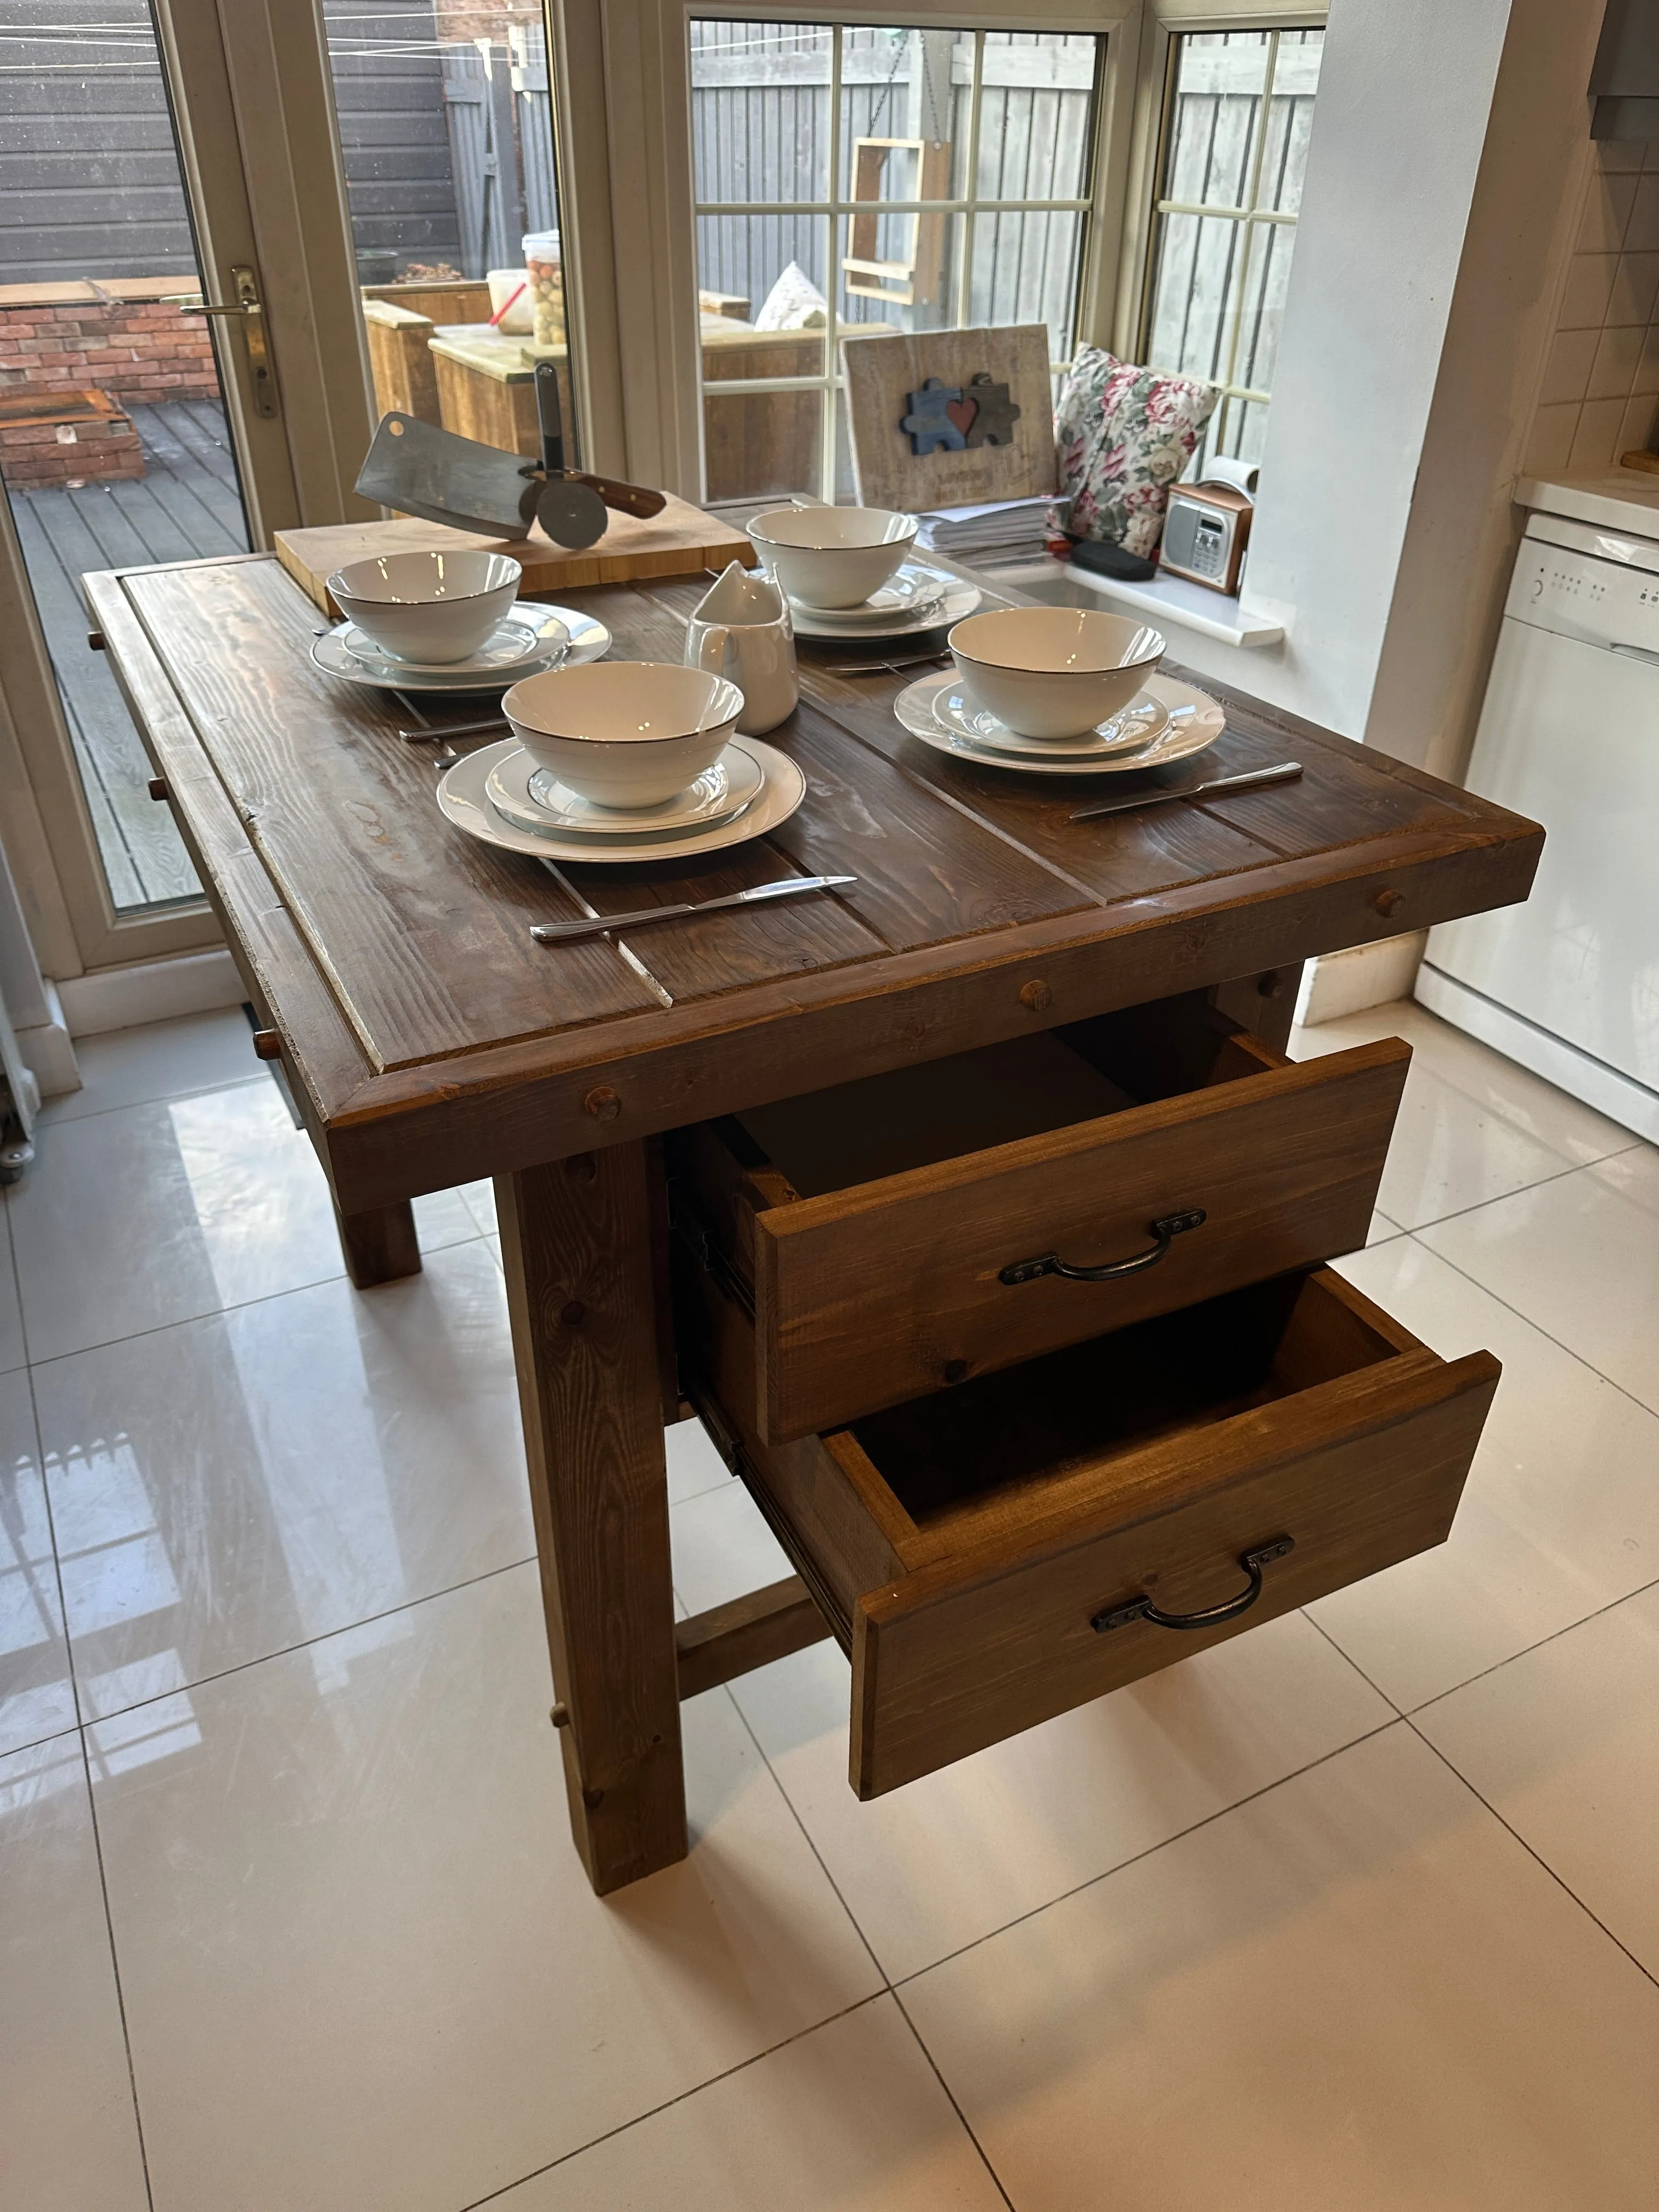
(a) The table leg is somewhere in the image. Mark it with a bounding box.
[1210,961,1306,1056]
[332,1195,422,1288]
[496,1143,687,1895]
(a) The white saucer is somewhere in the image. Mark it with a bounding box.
[312,602,611,691]
[932,686,1170,758]
[341,604,569,675]
[791,571,980,641]
[484,741,764,837]
[792,564,951,626]
[438,736,805,864]
[895,671,1225,776]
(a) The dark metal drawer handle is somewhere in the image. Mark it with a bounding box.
[999,1207,1206,1288]
[1092,1536,1295,1635]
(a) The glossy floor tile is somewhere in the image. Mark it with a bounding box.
[1416,1582,1659,1976]
[12,1001,1659,2210]
[1313,1235,1659,1708]
[672,1480,1395,1982]
[38,1006,264,1125]
[904,1725,1659,2210]
[0,1199,26,1374]
[0,1731,151,2212]
[490,1996,1008,2211]
[1291,999,1637,1228]
[0,1366,76,1755]
[93,1565,882,2212]
[1419,1145,1659,1415]
[9,1081,349,1362]
[35,1240,532,1714]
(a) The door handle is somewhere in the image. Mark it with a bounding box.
[1610,641,1659,668]
[178,266,278,419]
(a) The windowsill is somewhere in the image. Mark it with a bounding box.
[1059,563,1286,648]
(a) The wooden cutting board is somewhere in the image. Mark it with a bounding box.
[274,495,757,614]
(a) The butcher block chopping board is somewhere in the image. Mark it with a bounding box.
[274,495,757,614]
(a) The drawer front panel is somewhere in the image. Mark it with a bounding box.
[849,1353,1498,1798]
[755,1041,1409,1441]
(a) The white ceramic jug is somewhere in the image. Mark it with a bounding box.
[684,562,798,735]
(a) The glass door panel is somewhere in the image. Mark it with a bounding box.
[0,1,253,916]
[319,1,580,470]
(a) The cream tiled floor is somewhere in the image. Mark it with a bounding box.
[3,1000,1656,2210]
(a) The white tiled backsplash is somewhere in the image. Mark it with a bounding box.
[1525,139,1659,478]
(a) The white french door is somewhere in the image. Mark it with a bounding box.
[0,0,375,977]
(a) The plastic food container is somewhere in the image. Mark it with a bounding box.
[522,229,565,349]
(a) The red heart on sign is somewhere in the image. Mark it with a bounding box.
[945,393,978,438]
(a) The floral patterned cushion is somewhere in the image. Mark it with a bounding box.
[1054,348,1218,557]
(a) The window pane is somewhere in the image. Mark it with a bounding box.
[1232,219,1295,396]
[839,28,972,202]
[1147,212,1248,383]
[320,3,579,461]
[697,209,830,329]
[692,20,832,206]
[0,3,253,915]
[703,385,822,503]
[977,34,1098,202]
[1161,32,1271,212]
[968,209,1084,360]
[1258,31,1323,215]
[839,210,963,335]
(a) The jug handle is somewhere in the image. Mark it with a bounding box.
[695,624,730,675]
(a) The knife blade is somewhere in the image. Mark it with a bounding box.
[531,874,856,945]
[1069,761,1302,822]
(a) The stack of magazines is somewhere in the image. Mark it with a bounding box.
[911,495,1060,568]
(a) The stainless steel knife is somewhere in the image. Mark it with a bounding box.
[531,874,857,944]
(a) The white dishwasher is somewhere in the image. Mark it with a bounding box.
[1418,504,1659,1143]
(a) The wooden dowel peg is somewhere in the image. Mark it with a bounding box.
[251,1028,283,1060]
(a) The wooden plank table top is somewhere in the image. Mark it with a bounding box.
[83,545,1542,1897]
[86,549,1541,1215]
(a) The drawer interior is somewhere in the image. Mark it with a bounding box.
[730,998,1277,1204]
[846,1267,1412,1543]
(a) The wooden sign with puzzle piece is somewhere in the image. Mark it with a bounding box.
[842,323,1056,512]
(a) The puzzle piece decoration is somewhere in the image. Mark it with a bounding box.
[961,371,1020,448]
[901,377,966,454]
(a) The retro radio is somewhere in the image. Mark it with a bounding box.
[1159,461,1257,595]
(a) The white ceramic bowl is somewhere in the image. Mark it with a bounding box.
[748,505,918,610]
[328,549,522,664]
[947,607,1165,739]
[503,661,744,808]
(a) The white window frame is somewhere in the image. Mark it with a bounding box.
[689,22,1109,504]
[553,0,1143,503]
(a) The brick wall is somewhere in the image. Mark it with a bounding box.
[0,298,219,407]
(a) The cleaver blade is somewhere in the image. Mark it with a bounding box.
[354,414,541,540]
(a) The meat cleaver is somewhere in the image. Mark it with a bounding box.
[355,369,666,548]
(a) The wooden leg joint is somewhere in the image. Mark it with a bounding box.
[675,1575,833,1700]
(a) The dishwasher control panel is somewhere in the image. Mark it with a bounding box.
[1513,514,1659,652]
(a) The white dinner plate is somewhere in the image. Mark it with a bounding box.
[340,603,569,675]
[894,670,1225,776]
[791,572,980,641]
[438,736,805,864]
[311,602,611,691]
[484,740,764,837]
[930,685,1171,758]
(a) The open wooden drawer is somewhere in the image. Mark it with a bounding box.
[676,1250,1499,1799]
[668,997,1411,1442]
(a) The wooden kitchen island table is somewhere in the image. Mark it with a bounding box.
[86,549,1541,1894]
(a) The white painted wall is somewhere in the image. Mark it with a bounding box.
[1147,0,1606,783]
